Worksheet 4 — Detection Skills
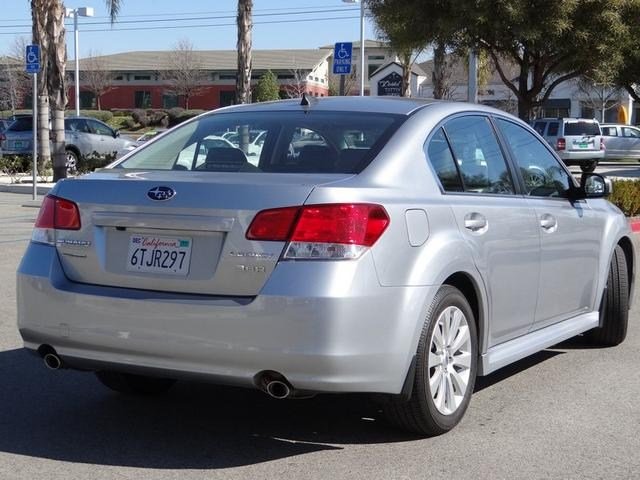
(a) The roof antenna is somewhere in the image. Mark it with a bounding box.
[300,93,310,106]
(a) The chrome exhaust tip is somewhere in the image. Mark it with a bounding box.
[265,380,291,399]
[43,352,62,370]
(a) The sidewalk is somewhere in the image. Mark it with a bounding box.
[0,174,54,197]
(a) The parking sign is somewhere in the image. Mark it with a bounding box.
[333,42,352,75]
[25,45,40,74]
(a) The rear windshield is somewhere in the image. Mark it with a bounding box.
[564,121,600,136]
[115,111,405,174]
[8,117,32,132]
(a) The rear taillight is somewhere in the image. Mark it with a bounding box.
[0,133,6,143]
[247,203,390,260]
[32,195,81,245]
[600,138,605,150]
[556,138,566,151]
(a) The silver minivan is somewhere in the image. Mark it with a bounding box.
[600,123,640,160]
[533,117,605,172]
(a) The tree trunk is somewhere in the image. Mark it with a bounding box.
[185,95,190,110]
[32,0,51,175]
[236,0,253,104]
[432,41,447,99]
[37,95,50,173]
[47,1,67,182]
[400,52,411,97]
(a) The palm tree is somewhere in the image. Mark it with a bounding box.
[30,0,51,177]
[236,0,253,104]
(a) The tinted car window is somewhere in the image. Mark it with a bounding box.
[443,116,514,195]
[8,117,32,132]
[602,126,617,136]
[564,121,600,136]
[496,118,571,197]
[425,128,463,192]
[88,119,113,136]
[117,111,404,173]
[547,122,559,136]
[622,127,640,138]
[533,122,546,135]
[65,118,90,133]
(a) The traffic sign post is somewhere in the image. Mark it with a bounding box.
[333,42,353,75]
[25,45,40,200]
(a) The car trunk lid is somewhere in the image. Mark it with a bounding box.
[52,170,350,296]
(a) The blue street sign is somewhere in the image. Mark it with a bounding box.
[333,42,352,75]
[25,45,40,74]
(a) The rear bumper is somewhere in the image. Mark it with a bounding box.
[17,242,433,394]
[557,150,604,163]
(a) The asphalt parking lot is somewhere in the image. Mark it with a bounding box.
[0,191,638,480]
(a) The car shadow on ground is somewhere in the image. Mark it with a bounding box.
[0,346,563,469]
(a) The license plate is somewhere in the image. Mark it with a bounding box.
[126,234,192,275]
[578,143,588,148]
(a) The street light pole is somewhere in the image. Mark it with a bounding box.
[342,0,365,96]
[359,0,365,96]
[65,7,94,117]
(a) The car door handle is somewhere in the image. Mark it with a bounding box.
[540,214,557,231]
[464,213,488,232]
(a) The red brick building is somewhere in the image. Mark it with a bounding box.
[70,49,332,111]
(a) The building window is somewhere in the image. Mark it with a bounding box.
[278,74,294,79]
[134,90,152,108]
[219,90,235,107]
[368,64,382,78]
[219,74,236,80]
[114,75,124,81]
[162,93,179,109]
[79,91,95,109]
[368,55,385,60]
[134,75,151,81]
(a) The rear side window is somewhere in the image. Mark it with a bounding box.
[443,116,515,195]
[602,127,617,136]
[533,121,546,135]
[563,121,600,136]
[426,128,463,192]
[622,127,640,138]
[117,111,404,174]
[547,122,559,136]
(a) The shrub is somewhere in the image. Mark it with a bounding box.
[167,107,185,123]
[122,117,137,130]
[0,155,30,183]
[131,109,149,127]
[76,152,116,174]
[76,110,113,123]
[168,109,205,127]
[609,180,640,217]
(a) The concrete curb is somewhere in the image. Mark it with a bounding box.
[0,183,53,196]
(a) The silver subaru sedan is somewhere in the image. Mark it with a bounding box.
[17,97,635,436]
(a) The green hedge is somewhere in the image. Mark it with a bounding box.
[67,110,113,123]
[609,180,640,217]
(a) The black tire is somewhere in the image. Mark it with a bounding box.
[65,148,79,175]
[384,285,478,436]
[95,371,176,395]
[580,161,598,173]
[588,245,629,346]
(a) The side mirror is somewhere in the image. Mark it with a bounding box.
[571,173,609,200]
[114,129,120,138]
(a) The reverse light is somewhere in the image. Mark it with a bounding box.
[246,203,390,260]
[32,195,81,245]
[556,138,566,151]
